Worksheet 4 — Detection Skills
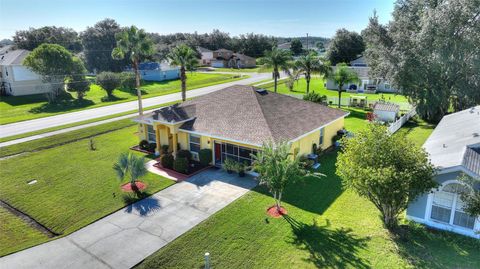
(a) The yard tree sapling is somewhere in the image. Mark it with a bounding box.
[336,124,436,230]
[67,57,90,100]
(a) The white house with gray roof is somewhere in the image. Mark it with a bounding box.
[326,56,397,93]
[406,106,480,238]
[0,45,52,96]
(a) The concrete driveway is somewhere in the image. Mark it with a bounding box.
[0,169,257,269]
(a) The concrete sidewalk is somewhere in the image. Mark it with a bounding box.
[0,169,257,269]
[0,74,270,139]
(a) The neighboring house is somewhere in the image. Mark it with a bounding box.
[0,45,52,96]
[325,56,397,93]
[207,48,256,68]
[407,106,480,239]
[137,62,180,82]
[197,47,213,66]
[134,85,348,168]
[277,42,291,51]
[373,102,399,122]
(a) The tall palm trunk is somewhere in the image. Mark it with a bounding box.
[306,72,311,94]
[133,60,144,115]
[273,67,278,93]
[337,84,343,108]
[180,66,186,101]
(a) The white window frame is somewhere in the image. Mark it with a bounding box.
[189,134,201,158]
[425,180,479,234]
[319,127,325,145]
[146,124,156,143]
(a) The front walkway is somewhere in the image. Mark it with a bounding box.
[0,169,257,269]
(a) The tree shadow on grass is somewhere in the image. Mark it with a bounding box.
[116,87,148,97]
[285,215,371,269]
[1,93,47,106]
[122,193,161,216]
[280,151,344,215]
[28,98,95,114]
[391,223,480,269]
[100,94,128,103]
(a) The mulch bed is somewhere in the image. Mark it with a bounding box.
[267,205,288,218]
[129,145,155,155]
[121,181,147,192]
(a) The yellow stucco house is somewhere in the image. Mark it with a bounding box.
[134,85,348,167]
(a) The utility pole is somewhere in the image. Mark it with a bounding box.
[306,33,309,50]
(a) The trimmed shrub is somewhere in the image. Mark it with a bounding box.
[148,143,157,152]
[96,72,121,97]
[161,144,169,155]
[198,149,212,166]
[303,92,327,104]
[120,72,136,90]
[173,157,189,174]
[176,149,192,161]
[139,140,149,151]
[160,153,174,169]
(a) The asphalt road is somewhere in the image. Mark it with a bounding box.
[0,73,271,138]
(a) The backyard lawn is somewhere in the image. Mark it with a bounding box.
[262,76,409,103]
[136,116,479,269]
[0,72,245,124]
[0,123,175,256]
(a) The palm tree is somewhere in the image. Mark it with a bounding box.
[329,63,359,108]
[112,26,154,115]
[261,47,292,93]
[293,52,331,94]
[113,152,147,190]
[168,44,198,101]
[252,142,322,212]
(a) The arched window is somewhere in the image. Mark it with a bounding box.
[430,182,476,229]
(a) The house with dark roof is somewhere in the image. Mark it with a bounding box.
[199,48,256,69]
[326,56,397,93]
[0,45,52,96]
[407,106,480,238]
[134,85,348,168]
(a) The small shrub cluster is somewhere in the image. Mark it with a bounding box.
[160,153,174,169]
[222,159,247,177]
[139,140,150,151]
[173,157,189,174]
[303,92,327,104]
[176,149,192,161]
[96,72,121,97]
[119,72,136,90]
[198,149,212,166]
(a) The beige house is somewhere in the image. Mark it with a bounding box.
[134,85,348,167]
[0,46,52,96]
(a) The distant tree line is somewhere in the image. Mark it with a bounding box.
[10,18,333,73]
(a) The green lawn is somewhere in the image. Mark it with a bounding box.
[0,207,50,257]
[0,73,246,125]
[0,123,175,256]
[263,76,409,103]
[137,117,479,269]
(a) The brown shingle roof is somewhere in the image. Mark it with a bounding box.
[153,85,348,145]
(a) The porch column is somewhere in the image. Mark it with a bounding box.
[172,133,178,157]
[155,125,161,155]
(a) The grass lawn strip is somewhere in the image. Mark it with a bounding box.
[0,125,175,257]
[0,207,51,257]
[136,116,479,269]
[0,100,182,144]
[0,73,247,125]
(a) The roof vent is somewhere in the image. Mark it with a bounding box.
[255,88,268,95]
